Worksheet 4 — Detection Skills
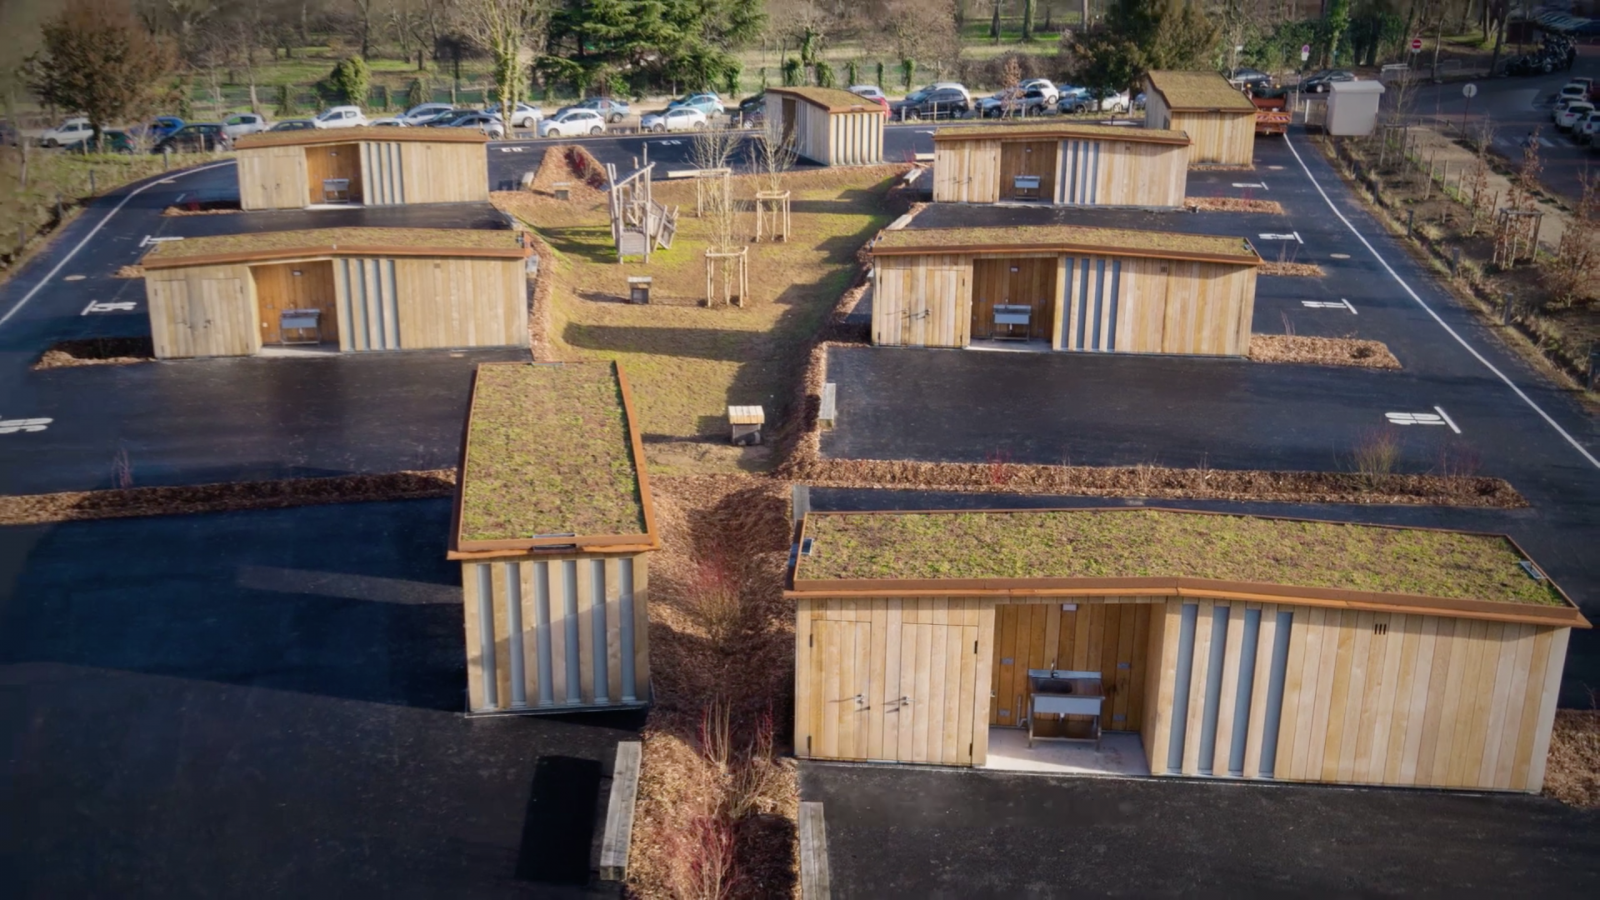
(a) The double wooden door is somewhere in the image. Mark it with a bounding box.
[970,257,1057,341]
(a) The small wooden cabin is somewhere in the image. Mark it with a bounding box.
[765,87,884,166]
[140,227,530,358]
[870,223,1260,355]
[233,127,490,210]
[790,508,1588,791]
[1142,71,1258,166]
[932,122,1190,207]
[449,361,657,715]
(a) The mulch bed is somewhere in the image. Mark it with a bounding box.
[0,470,455,526]
[1249,334,1401,369]
[1259,262,1326,277]
[161,204,242,216]
[113,264,144,279]
[33,336,156,369]
[1545,709,1600,809]
[1185,197,1285,214]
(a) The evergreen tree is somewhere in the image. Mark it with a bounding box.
[1071,0,1218,93]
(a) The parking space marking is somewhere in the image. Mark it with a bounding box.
[0,417,52,434]
[1301,299,1357,314]
[82,300,138,315]
[139,235,185,247]
[1232,182,1268,190]
[1434,405,1461,434]
[0,160,232,333]
[1285,135,1599,471]
[173,193,185,203]
[1386,411,1447,426]
[498,147,526,153]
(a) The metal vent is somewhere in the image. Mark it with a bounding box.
[1373,622,1388,636]
[1519,560,1546,582]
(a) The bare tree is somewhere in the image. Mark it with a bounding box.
[754,113,798,194]
[454,0,547,124]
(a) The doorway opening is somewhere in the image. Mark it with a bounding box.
[970,257,1056,345]
[251,260,340,349]
[305,144,363,205]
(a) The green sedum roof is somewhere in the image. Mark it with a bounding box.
[934,122,1189,144]
[796,509,1566,607]
[1146,70,1258,112]
[767,86,884,112]
[873,223,1260,264]
[143,227,524,265]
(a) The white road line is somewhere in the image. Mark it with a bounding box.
[1284,135,1600,471]
[1342,298,1358,315]
[0,161,233,332]
[1292,231,1303,244]
[1434,405,1462,434]
[173,193,185,203]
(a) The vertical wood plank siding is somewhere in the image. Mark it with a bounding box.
[989,601,1157,732]
[237,140,487,210]
[827,111,883,166]
[391,257,528,350]
[871,254,972,348]
[335,257,402,351]
[461,554,651,713]
[360,141,407,205]
[398,141,490,203]
[303,143,364,204]
[250,260,340,346]
[237,145,310,210]
[932,140,1003,203]
[1168,112,1256,166]
[935,138,1186,206]
[144,263,261,358]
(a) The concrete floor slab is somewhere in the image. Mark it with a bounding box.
[985,729,1151,777]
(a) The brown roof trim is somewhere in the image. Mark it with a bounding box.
[235,127,490,150]
[765,86,885,114]
[141,243,530,269]
[446,361,659,559]
[870,241,1261,267]
[1143,71,1259,115]
[932,126,1190,146]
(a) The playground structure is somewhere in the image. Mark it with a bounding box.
[606,163,679,262]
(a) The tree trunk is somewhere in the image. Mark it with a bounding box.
[991,1,1001,42]
[1083,0,1090,30]
[1488,3,1507,75]
[1022,0,1035,40]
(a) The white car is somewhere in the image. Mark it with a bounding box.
[313,106,368,128]
[509,102,543,128]
[920,82,973,106]
[1556,101,1594,131]
[1557,83,1589,105]
[399,102,454,125]
[641,107,707,133]
[1575,110,1600,144]
[40,117,92,147]
[848,85,888,103]
[537,108,606,137]
[1018,78,1060,105]
[368,117,408,127]
[221,112,270,139]
[1089,89,1131,113]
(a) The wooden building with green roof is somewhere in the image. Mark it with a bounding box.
[1142,70,1259,166]
[139,227,532,358]
[449,361,658,715]
[789,507,1588,792]
[870,223,1261,355]
[233,126,490,210]
[765,86,885,166]
[932,122,1191,207]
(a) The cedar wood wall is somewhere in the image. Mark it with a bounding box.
[1141,83,1256,166]
[797,595,1569,792]
[236,140,488,210]
[872,252,1256,355]
[933,137,1188,206]
[790,100,884,166]
[461,553,651,713]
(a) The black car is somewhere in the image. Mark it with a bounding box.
[892,87,970,120]
[155,123,231,153]
[422,109,481,127]
[730,92,766,126]
[64,129,133,154]
[1227,67,1274,91]
[1301,69,1356,93]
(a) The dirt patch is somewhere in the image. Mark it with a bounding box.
[113,264,144,279]
[1545,709,1600,809]
[0,470,455,526]
[161,202,242,216]
[525,143,609,200]
[628,475,799,900]
[32,336,155,370]
[1249,334,1401,369]
[1259,262,1326,277]
[1185,197,1285,215]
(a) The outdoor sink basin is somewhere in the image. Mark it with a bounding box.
[1029,675,1081,695]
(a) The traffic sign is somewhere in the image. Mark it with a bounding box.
[1410,37,1423,52]
[1462,83,1478,98]
[1300,43,1311,62]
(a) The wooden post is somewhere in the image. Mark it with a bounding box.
[599,742,641,882]
[799,802,831,900]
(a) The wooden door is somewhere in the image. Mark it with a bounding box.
[250,260,340,345]
[816,620,873,760]
[999,140,1057,200]
[304,143,363,204]
[990,602,1153,733]
[970,257,1056,341]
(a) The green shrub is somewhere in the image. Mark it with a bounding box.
[407,76,428,108]
[327,57,371,108]
[782,57,802,87]
[846,60,860,87]
[815,60,836,88]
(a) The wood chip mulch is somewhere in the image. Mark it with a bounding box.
[1249,334,1401,369]
[32,337,156,370]
[1260,262,1326,277]
[1545,709,1600,809]
[0,470,456,526]
[161,206,242,216]
[113,265,144,279]
[1185,197,1285,215]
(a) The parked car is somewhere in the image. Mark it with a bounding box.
[399,102,454,125]
[155,123,231,153]
[508,101,544,128]
[40,117,93,147]
[146,116,186,141]
[1073,88,1130,114]
[446,111,506,139]
[1132,91,1148,111]
[1301,69,1356,92]
[313,105,368,128]
[268,119,317,132]
[892,87,970,120]
[1574,110,1600,144]
[918,82,973,106]
[63,129,133,154]
[977,87,1053,118]
[1056,86,1093,113]
[221,112,270,139]
[1556,100,1595,131]
[641,106,708,133]
[1017,78,1060,105]
[568,97,630,122]
[731,93,767,126]
[1226,67,1274,91]
[537,108,606,137]
[848,85,888,103]
[668,92,725,116]
[421,109,480,127]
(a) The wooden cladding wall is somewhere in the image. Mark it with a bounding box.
[304,143,363,204]
[145,262,260,358]
[1142,599,1570,791]
[971,255,1057,341]
[392,257,527,350]
[1059,256,1123,351]
[795,597,996,766]
[251,260,339,346]
[871,253,972,348]
[1057,140,1187,207]
[999,140,1057,201]
[826,111,884,166]
[335,257,402,351]
[461,553,651,714]
[398,141,489,204]
[1143,90,1172,132]
[932,139,1003,203]
[793,100,832,166]
[361,141,406,205]
[1170,111,1256,166]
[991,601,1156,733]
[237,145,310,210]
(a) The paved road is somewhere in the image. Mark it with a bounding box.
[0,499,634,897]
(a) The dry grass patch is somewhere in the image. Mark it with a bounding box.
[1249,334,1401,369]
[1185,196,1285,214]
[1259,261,1326,277]
[33,336,155,369]
[493,163,902,476]
[113,264,144,279]
[1545,709,1600,809]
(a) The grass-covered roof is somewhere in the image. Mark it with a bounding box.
[142,227,525,267]
[767,86,884,112]
[795,509,1569,608]
[933,122,1189,145]
[874,223,1260,265]
[235,126,490,149]
[1145,70,1258,113]
[456,362,651,551]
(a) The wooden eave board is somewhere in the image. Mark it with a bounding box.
[872,227,1260,267]
[235,127,490,150]
[933,124,1190,146]
[448,362,658,558]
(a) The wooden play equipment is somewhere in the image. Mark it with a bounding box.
[606,163,678,263]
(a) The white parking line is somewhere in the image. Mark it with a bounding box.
[1232,182,1268,190]
[1284,135,1599,470]
[1434,405,1462,434]
[1342,298,1357,315]
[0,161,233,332]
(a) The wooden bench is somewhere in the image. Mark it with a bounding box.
[728,405,764,445]
[799,801,831,899]
[599,741,642,881]
[818,383,837,430]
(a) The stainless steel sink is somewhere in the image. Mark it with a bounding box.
[1029,675,1080,695]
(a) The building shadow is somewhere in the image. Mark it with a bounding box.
[515,755,602,884]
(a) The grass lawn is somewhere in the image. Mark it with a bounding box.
[493,164,902,475]
[797,509,1567,606]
